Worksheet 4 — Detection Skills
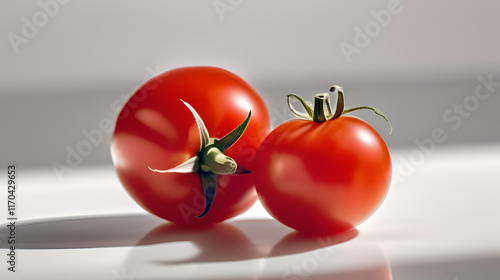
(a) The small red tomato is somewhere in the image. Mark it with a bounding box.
[254,86,392,235]
[111,66,270,224]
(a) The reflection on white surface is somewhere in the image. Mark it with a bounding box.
[1,215,391,280]
[1,145,500,279]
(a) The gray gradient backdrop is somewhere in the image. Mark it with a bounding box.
[1,0,499,167]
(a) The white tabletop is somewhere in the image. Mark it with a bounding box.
[1,144,500,279]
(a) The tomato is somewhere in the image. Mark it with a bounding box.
[254,86,391,234]
[111,66,270,224]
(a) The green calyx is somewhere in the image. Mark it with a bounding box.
[148,99,251,218]
[200,145,237,174]
[287,85,392,133]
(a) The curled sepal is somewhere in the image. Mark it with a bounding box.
[181,99,210,151]
[287,94,314,120]
[329,85,345,120]
[213,111,252,153]
[148,156,199,173]
[197,171,218,218]
[343,106,393,134]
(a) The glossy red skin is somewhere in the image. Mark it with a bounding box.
[254,116,391,234]
[111,66,270,224]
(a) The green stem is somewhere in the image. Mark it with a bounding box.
[313,93,332,123]
[285,85,392,134]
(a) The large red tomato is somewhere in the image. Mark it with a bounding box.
[254,86,391,234]
[111,66,270,224]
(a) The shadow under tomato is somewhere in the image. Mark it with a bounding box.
[135,222,264,264]
[128,219,363,264]
[116,219,368,280]
[116,219,287,279]
[258,228,392,280]
[1,214,392,279]
[0,214,163,249]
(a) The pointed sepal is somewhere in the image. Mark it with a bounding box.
[197,171,218,218]
[148,156,200,174]
[213,111,252,153]
[181,99,210,151]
